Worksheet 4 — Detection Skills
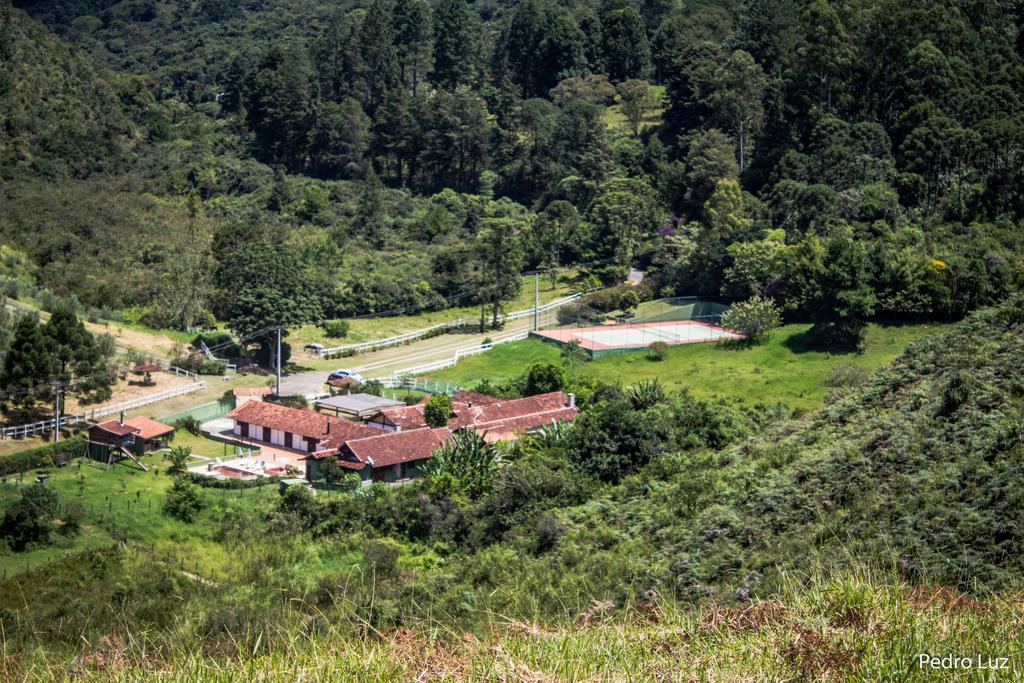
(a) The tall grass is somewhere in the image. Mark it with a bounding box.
[5,564,1020,681]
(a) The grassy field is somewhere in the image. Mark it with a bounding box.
[424,322,949,411]
[0,449,279,579]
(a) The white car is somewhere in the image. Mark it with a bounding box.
[328,369,363,383]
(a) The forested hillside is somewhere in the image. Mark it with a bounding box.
[1,0,1021,345]
[249,298,1024,621]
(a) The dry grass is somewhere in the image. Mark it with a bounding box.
[63,371,194,413]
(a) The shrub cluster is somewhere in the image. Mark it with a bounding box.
[0,437,85,478]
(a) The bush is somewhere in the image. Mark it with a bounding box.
[579,273,602,291]
[174,416,201,435]
[424,394,454,427]
[525,363,566,395]
[648,341,669,361]
[627,379,666,409]
[557,302,603,325]
[163,479,206,522]
[60,502,84,536]
[361,379,384,397]
[363,538,402,576]
[322,319,350,338]
[939,371,973,416]
[183,472,278,489]
[172,354,227,375]
[591,265,629,287]
[560,339,590,369]
[0,483,59,551]
[720,296,781,343]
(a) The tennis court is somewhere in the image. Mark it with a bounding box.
[533,320,742,357]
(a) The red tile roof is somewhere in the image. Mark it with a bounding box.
[375,403,431,430]
[372,391,576,433]
[93,420,140,437]
[123,416,174,440]
[476,407,579,439]
[341,427,451,468]
[132,363,163,374]
[233,386,273,397]
[226,401,376,453]
[451,390,503,406]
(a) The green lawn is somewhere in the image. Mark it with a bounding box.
[0,450,279,579]
[171,428,239,459]
[424,322,950,412]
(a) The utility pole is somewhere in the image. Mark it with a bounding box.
[52,381,63,443]
[275,325,282,396]
[534,271,540,331]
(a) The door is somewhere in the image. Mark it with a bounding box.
[285,432,293,448]
[263,426,271,442]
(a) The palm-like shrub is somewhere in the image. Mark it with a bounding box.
[628,379,666,410]
[168,446,192,473]
[422,429,504,499]
[524,420,574,451]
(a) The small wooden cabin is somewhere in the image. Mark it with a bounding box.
[86,415,175,469]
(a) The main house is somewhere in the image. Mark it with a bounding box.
[225,400,377,456]
[223,390,578,484]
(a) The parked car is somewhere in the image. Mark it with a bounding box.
[328,369,363,383]
[304,343,325,354]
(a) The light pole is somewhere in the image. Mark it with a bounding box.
[275,325,282,396]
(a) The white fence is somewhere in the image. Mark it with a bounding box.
[378,377,463,394]
[317,293,582,358]
[372,330,530,385]
[1,379,208,439]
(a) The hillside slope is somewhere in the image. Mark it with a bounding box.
[0,5,165,178]
[447,300,1024,614]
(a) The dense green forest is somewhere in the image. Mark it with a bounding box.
[1,0,1022,345]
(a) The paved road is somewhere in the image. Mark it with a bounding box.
[280,313,543,397]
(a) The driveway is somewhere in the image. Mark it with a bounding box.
[279,314,543,397]
[279,371,328,397]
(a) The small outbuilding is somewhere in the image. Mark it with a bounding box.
[233,386,273,407]
[314,393,404,420]
[85,415,175,469]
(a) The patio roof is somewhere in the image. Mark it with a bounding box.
[314,393,404,417]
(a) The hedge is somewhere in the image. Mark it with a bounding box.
[0,437,86,478]
[182,472,282,489]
